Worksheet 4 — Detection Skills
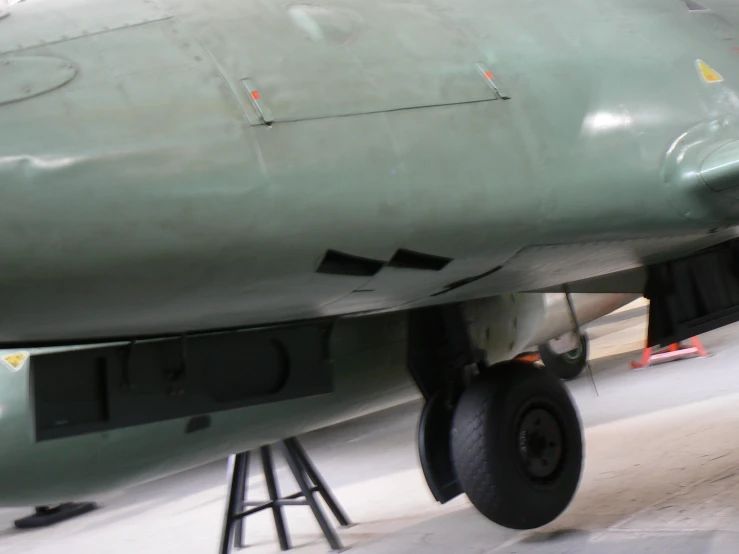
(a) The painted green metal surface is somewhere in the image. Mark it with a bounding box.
[0,56,77,106]
[2,0,739,506]
[1,0,739,344]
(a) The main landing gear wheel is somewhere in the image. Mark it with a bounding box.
[538,333,589,381]
[451,360,583,530]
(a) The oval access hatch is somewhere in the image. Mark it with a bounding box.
[0,56,78,106]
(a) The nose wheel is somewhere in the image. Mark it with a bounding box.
[451,360,583,529]
[538,333,589,381]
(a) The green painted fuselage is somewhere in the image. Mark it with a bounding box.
[4,0,739,508]
[2,0,739,344]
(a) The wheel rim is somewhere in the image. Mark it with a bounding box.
[515,405,564,483]
[560,344,582,363]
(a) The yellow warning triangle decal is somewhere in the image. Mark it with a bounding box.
[1,351,28,371]
[697,59,723,83]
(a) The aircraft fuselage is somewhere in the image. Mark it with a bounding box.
[1,0,739,343]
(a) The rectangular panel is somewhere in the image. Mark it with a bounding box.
[243,61,499,124]
[35,358,109,431]
[32,322,333,441]
[207,0,507,124]
[646,238,739,346]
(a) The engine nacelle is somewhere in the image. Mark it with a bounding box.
[464,293,547,365]
[526,292,640,350]
[464,292,639,363]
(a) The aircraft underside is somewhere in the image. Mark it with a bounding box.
[7,0,739,538]
[2,233,739,530]
[0,230,733,346]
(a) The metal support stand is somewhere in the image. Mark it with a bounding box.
[14,502,97,529]
[220,437,352,554]
[631,336,709,369]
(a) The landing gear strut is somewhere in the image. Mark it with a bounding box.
[410,304,584,530]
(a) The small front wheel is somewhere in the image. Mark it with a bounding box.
[538,333,589,381]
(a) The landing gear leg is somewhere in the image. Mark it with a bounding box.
[451,360,583,529]
[408,304,482,504]
[409,304,584,529]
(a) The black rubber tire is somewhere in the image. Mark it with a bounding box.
[450,360,583,530]
[538,333,589,381]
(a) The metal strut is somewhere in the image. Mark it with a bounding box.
[219,437,353,554]
[562,284,599,396]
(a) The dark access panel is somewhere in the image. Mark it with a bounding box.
[646,237,739,346]
[31,322,333,441]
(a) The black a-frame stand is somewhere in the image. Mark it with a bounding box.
[220,437,353,554]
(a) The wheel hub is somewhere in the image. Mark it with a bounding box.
[516,407,563,480]
[561,344,582,363]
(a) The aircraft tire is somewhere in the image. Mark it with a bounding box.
[450,360,582,530]
[538,333,589,381]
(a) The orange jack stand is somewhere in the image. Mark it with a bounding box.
[630,336,709,369]
[515,352,542,364]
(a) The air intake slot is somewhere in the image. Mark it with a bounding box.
[316,250,385,277]
[388,249,452,271]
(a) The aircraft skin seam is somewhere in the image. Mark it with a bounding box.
[0,16,174,57]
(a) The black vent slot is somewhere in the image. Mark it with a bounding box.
[388,249,452,271]
[316,250,385,277]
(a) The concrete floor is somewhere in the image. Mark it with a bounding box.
[3,304,739,554]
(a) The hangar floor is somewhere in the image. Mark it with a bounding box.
[3,300,739,554]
